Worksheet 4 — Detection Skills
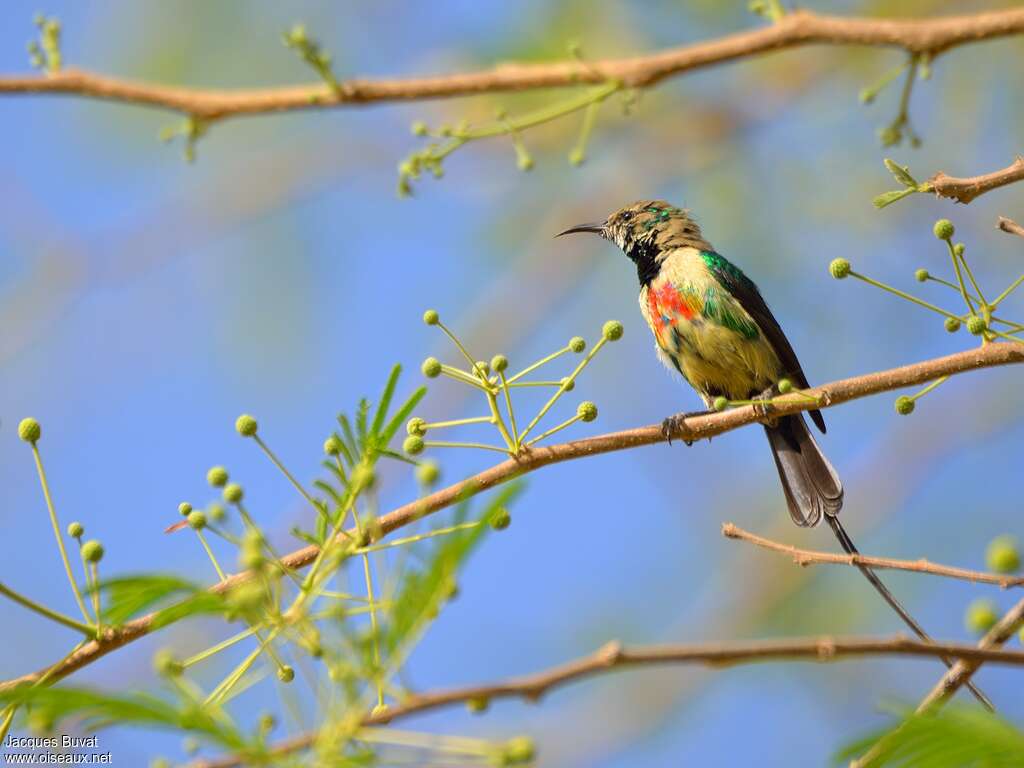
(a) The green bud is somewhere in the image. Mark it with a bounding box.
[467,696,490,714]
[187,510,207,530]
[81,540,104,563]
[965,598,999,635]
[258,713,277,733]
[914,268,929,282]
[713,396,729,412]
[182,738,199,756]
[517,154,534,172]
[933,219,955,241]
[153,649,183,677]
[416,460,440,486]
[967,315,987,335]
[490,507,511,530]
[67,521,84,538]
[894,396,915,416]
[324,435,344,455]
[777,379,793,394]
[502,736,536,765]
[223,483,244,504]
[421,357,442,378]
[277,665,295,683]
[577,401,598,422]
[235,414,258,437]
[406,417,427,436]
[490,354,509,373]
[953,243,966,258]
[403,435,425,455]
[178,502,192,517]
[560,377,575,392]
[944,317,961,333]
[150,759,171,768]
[423,309,440,325]
[602,320,624,341]
[18,418,41,443]
[474,360,490,376]
[208,503,227,523]
[828,259,851,280]
[986,535,1021,574]
[411,121,428,137]
[569,336,586,353]
[207,466,229,487]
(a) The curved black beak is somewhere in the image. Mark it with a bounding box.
[555,222,605,238]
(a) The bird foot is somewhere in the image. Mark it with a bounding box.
[661,410,713,446]
[753,387,778,426]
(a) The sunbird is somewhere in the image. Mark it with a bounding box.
[558,200,992,708]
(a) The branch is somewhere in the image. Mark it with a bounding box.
[1,9,1023,121]
[997,216,1024,240]
[928,156,1024,204]
[852,596,1024,768]
[723,523,1024,588]
[916,595,1024,713]
[1,342,1021,694]
[190,634,1024,768]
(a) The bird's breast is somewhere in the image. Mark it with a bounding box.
[639,266,782,400]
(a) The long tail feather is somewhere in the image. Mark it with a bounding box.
[765,414,993,709]
[827,507,994,711]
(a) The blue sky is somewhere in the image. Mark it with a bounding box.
[2,2,1023,766]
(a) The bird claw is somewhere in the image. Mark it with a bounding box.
[753,387,777,425]
[661,413,694,446]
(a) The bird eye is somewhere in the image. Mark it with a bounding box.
[621,211,633,221]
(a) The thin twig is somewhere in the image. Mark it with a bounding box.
[1,342,1022,694]
[722,523,1024,588]
[928,156,1024,204]
[997,216,1024,240]
[1,10,1023,121]
[188,634,1024,768]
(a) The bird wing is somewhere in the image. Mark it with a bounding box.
[701,251,827,433]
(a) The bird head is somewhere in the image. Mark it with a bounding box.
[557,200,710,284]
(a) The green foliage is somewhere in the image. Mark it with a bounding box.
[383,484,521,656]
[27,14,61,73]
[398,80,622,196]
[96,574,224,628]
[837,706,1024,767]
[0,685,251,753]
[873,158,929,209]
[282,23,341,93]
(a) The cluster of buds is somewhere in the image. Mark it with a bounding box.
[830,217,1023,416]
[405,310,621,457]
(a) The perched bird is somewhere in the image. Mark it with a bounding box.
[558,200,841,527]
[558,199,992,709]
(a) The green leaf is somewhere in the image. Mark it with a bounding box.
[873,187,917,209]
[379,386,427,446]
[355,398,370,443]
[1,685,252,752]
[383,483,523,656]
[96,575,204,626]
[369,364,402,441]
[884,157,919,188]
[836,705,1024,767]
[338,415,359,463]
